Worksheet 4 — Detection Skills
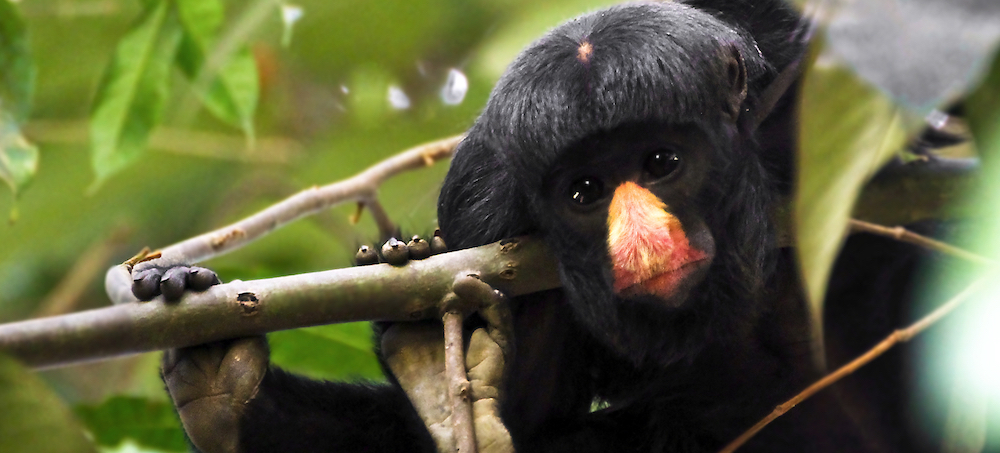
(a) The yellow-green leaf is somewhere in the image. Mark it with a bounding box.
[74,396,186,452]
[925,51,1000,449]
[795,55,908,333]
[269,323,383,381]
[0,354,97,453]
[89,0,183,187]
[0,111,38,198]
[175,0,259,141]
[0,0,35,122]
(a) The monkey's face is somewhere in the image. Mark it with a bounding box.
[542,122,717,310]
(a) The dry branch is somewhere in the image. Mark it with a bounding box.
[105,134,463,304]
[0,135,982,376]
[0,238,560,369]
[444,310,477,453]
[849,219,995,265]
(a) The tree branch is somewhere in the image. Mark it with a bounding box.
[848,219,994,265]
[1,238,560,369]
[443,310,477,453]
[104,134,462,305]
[0,136,981,371]
[718,271,996,453]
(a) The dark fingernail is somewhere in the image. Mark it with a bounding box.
[189,267,221,291]
[131,268,163,301]
[430,229,447,255]
[407,235,431,260]
[382,237,409,265]
[355,244,379,265]
[161,267,190,302]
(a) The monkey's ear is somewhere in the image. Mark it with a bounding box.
[723,46,748,122]
[437,136,534,250]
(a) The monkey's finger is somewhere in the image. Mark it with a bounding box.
[382,237,409,265]
[430,229,447,255]
[131,267,164,301]
[407,235,431,260]
[160,266,190,302]
[355,244,379,265]
[453,277,513,353]
[188,266,221,291]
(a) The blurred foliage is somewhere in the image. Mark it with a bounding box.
[917,50,1000,450]
[0,354,95,453]
[75,396,187,452]
[795,49,908,333]
[0,0,38,207]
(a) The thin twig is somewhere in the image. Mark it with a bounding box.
[443,274,516,453]
[849,219,994,265]
[718,272,994,453]
[34,226,131,317]
[24,120,303,163]
[444,310,477,453]
[365,197,398,241]
[105,134,463,304]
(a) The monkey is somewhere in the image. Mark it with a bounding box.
[130,1,928,451]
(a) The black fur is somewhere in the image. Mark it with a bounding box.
[439,1,790,369]
[197,2,910,451]
[431,2,862,452]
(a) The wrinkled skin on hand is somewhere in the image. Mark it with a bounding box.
[162,336,268,453]
[381,318,513,453]
[132,264,266,453]
[381,271,515,453]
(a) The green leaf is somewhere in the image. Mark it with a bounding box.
[0,354,97,453]
[99,439,175,453]
[175,0,259,141]
[0,0,35,122]
[795,56,908,333]
[0,111,38,198]
[89,0,183,187]
[269,323,384,381]
[920,51,1000,450]
[75,396,186,452]
[967,53,1000,166]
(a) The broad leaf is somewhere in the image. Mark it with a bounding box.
[926,51,1000,451]
[90,0,183,187]
[0,0,37,205]
[269,323,383,381]
[0,0,35,122]
[0,354,96,453]
[0,111,37,198]
[795,55,907,334]
[75,396,186,452]
[175,0,258,141]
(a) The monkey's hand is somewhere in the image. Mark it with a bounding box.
[163,337,268,453]
[131,265,268,453]
[130,264,221,302]
[381,277,514,453]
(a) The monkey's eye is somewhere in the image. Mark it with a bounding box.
[568,177,604,205]
[644,150,680,179]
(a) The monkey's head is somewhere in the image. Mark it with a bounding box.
[439,2,783,366]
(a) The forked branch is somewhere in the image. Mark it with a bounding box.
[105,134,463,304]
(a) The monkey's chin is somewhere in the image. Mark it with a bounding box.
[616,258,711,308]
